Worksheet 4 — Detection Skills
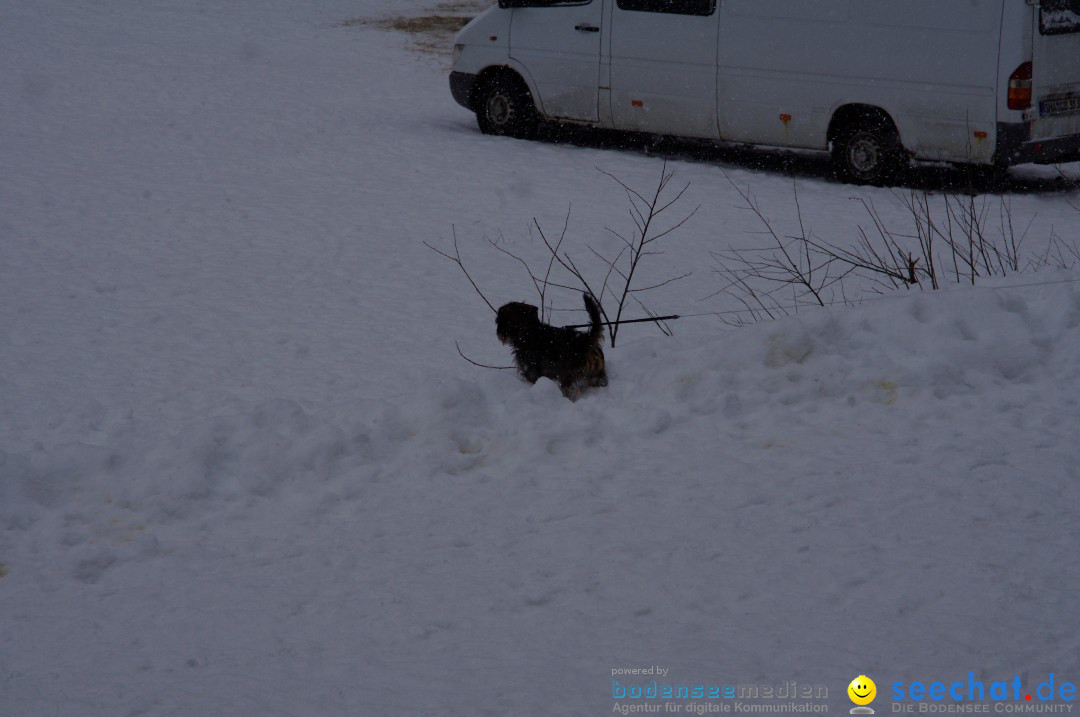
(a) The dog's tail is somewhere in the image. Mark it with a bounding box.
[583,292,604,345]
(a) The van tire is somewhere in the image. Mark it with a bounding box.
[832,121,904,185]
[475,74,538,139]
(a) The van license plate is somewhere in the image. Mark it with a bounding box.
[1040,96,1080,117]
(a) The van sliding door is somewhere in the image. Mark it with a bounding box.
[607,0,721,139]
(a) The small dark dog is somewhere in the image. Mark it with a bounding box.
[496,292,608,400]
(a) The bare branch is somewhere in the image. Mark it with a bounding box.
[456,341,515,370]
[424,226,497,313]
[629,271,694,293]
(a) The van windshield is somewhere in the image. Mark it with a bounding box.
[1041,0,1080,35]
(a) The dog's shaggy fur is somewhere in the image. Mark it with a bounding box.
[496,292,608,400]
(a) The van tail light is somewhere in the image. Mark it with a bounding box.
[1008,61,1032,111]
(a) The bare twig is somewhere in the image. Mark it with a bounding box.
[595,161,697,345]
[455,341,515,371]
[431,165,694,353]
[708,180,1073,324]
[562,313,680,330]
[424,226,497,313]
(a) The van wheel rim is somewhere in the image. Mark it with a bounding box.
[848,134,882,176]
[486,92,514,127]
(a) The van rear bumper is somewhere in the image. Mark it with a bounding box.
[450,71,477,111]
[995,122,1080,166]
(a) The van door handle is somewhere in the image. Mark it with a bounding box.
[574,23,600,33]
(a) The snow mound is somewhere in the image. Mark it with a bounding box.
[4,280,1079,715]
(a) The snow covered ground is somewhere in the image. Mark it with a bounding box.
[2,1,1079,715]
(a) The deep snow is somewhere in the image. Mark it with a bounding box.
[2,2,1079,715]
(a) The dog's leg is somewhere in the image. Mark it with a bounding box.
[558,374,583,401]
[521,364,542,384]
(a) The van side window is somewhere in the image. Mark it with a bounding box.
[501,0,592,7]
[616,0,716,16]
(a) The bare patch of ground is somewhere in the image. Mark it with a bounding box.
[339,0,490,55]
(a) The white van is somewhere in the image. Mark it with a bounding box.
[449,0,1080,183]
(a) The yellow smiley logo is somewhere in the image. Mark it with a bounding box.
[848,675,877,706]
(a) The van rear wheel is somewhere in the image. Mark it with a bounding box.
[475,75,538,139]
[832,122,904,185]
